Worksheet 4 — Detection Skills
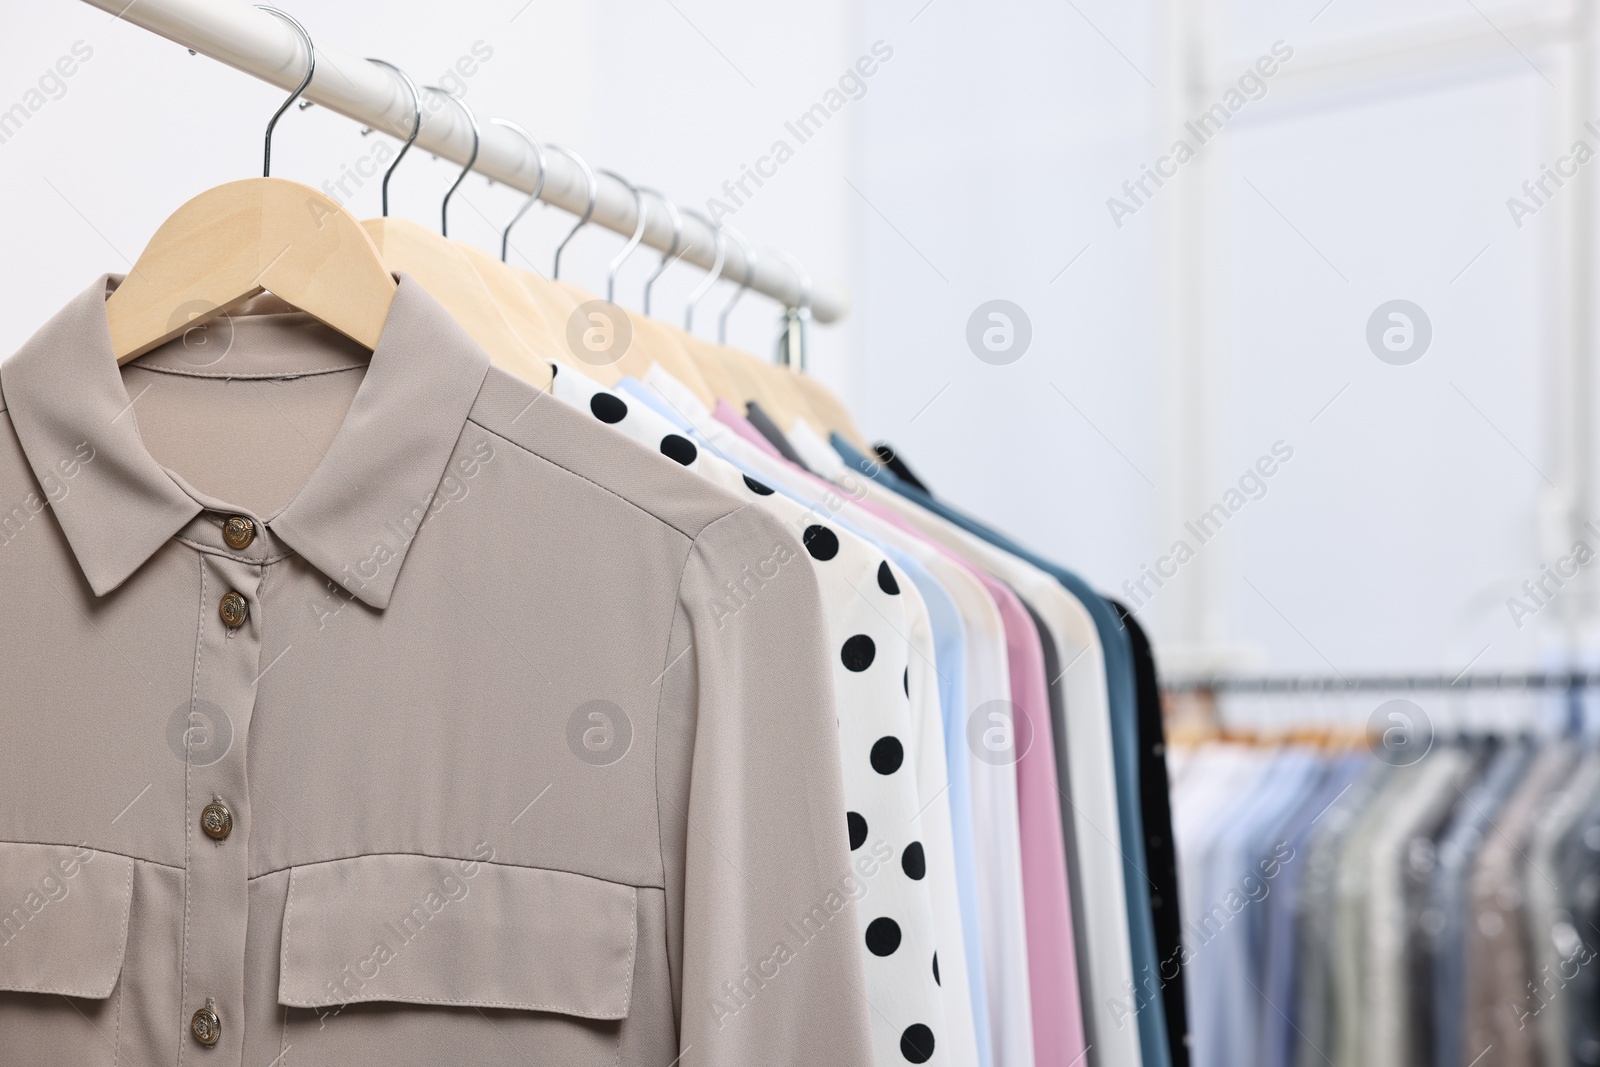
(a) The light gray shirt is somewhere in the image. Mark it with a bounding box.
[0,276,875,1067]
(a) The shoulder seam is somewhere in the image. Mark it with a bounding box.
[466,414,740,543]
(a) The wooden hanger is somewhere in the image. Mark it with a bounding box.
[729,247,861,444]
[365,218,551,388]
[783,365,870,450]
[107,15,394,364]
[358,68,551,388]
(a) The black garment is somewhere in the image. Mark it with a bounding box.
[871,441,933,495]
[1112,602,1190,1067]
[745,400,810,471]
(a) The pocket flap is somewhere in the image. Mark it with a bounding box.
[0,843,134,999]
[279,854,637,1019]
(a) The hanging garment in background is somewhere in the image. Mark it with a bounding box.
[0,277,877,1067]
[1176,733,1600,1067]
[1432,739,1534,1067]
[1295,758,1393,1067]
[1360,748,1474,1067]
[1526,746,1600,1067]
[1258,754,1367,1067]
[1196,748,1322,1067]
[1402,740,1494,1067]
[1466,744,1579,1067]
[1559,779,1600,1066]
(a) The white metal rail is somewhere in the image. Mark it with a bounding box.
[79,0,847,324]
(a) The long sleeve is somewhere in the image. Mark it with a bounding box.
[658,503,876,1067]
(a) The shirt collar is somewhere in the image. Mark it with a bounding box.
[0,273,490,608]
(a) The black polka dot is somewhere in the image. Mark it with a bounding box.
[589,392,628,424]
[865,917,901,956]
[877,561,900,595]
[743,474,774,496]
[841,635,876,672]
[901,841,926,880]
[903,667,909,697]
[660,434,697,465]
[870,736,904,775]
[803,525,840,561]
[901,1024,935,1063]
[848,811,867,851]
[932,953,940,986]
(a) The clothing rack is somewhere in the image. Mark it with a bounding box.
[1164,672,1600,693]
[1165,673,1599,740]
[79,0,846,323]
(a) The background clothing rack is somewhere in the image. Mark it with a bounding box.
[77,0,846,323]
[1163,672,1600,693]
[1166,672,1600,738]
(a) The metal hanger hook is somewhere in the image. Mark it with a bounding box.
[636,188,681,317]
[765,247,813,371]
[597,170,648,304]
[364,58,421,217]
[681,208,727,335]
[718,224,756,345]
[421,86,480,237]
[546,144,598,280]
[255,6,315,178]
[490,119,548,264]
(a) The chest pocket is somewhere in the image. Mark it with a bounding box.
[0,842,135,1067]
[277,853,638,1065]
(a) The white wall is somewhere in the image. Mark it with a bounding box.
[4,0,1592,678]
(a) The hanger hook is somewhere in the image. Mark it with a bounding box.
[765,247,813,371]
[255,6,315,178]
[636,188,681,317]
[364,58,421,217]
[597,170,649,304]
[718,224,756,345]
[681,208,727,335]
[546,144,598,280]
[490,119,548,264]
[421,86,480,237]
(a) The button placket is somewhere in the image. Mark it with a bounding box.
[181,556,265,1063]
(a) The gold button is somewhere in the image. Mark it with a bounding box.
[219,592,248,629]
[222,516,256,550]
[190,1006,221,1046]
[201,801,232,840]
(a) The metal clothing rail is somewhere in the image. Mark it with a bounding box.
[1163,672,1600,694]
[79,0,847,324]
